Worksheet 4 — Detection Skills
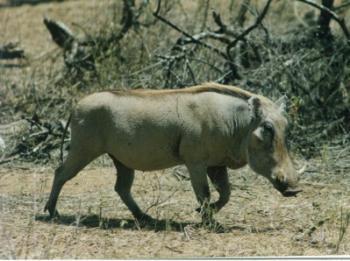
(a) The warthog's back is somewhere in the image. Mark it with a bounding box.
[71,84,258,171]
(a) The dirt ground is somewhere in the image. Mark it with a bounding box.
[0,161,350,258]
[1,0,350,258]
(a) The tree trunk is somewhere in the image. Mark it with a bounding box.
[317,0,334,39]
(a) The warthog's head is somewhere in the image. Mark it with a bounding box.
[246,96,302,197]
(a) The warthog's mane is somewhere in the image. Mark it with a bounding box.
[107,82,278,117]
[108,82,259,101]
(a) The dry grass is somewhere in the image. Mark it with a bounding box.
[0,157,350,258]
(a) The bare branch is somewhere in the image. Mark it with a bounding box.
[0,42,25,59]
[43,17,75,48]
[200,0,210,31]
[296,0,350,42]
[318,0,334,38]
[178,31,232,45]
[226,0,273,59]
[153,0,228,60]
[236,0,251,27]
[333,1,350,12]
[212,11,239,37]
[154,0,161,16]
[185,58,197,85]
[117,0,136,41]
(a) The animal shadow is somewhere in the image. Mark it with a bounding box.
[35,214,196,232]
[35,214,278,234]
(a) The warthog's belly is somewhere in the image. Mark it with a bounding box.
[104,124,184,171]
[108,144,183,171]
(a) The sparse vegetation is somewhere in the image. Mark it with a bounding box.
[0,0,350,258]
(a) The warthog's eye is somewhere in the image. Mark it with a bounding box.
[253,121,275,145]
[262,121,274,137]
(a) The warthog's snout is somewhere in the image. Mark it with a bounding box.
[273,179,302,197]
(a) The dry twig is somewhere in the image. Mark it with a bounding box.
[296,0,350,43]
[0,42,25,59]
[153,0,228,60]
[226,0,272,59]
[236,0,251,26]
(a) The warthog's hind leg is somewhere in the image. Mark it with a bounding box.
[207,166,231,212]
[109,155,153,223]
[45,148,98,218]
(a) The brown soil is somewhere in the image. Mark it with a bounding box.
[0,163,350,258]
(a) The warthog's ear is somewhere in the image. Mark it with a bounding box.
[275,95,287,113]
[248,96,262,128]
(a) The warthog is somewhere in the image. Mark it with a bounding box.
[45,82,302,223]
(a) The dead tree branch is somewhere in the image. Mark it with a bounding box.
[318,0,334,39]
[296,0,350,43]
[212,11,240,37]
[236,0,251,27]
[226,0,272,59]
[199,0,210,31]
[153,0,228,60]
[43,17,95,73]
[117,0,136,42]
[0,42,25,59]
[43,17,75,48]
[176,31,231,45]
[333,1,350,12]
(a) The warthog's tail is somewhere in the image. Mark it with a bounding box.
[60,114,72,163]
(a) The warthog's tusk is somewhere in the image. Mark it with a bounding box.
[297,164,307,175]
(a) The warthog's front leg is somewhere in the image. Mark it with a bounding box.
[207,166,231,212]
[186,163,213,223]
[110,155,153,224]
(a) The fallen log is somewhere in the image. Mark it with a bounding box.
[43,17,95,73]
[43,17,75,49]
[0,42,25,59]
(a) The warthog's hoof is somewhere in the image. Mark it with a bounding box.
[196,205,216,223]
[134,213,154,226]
[200,219,226,233]
[282,187,303,197]
[195,202,219,214]
[44,203,60,219]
